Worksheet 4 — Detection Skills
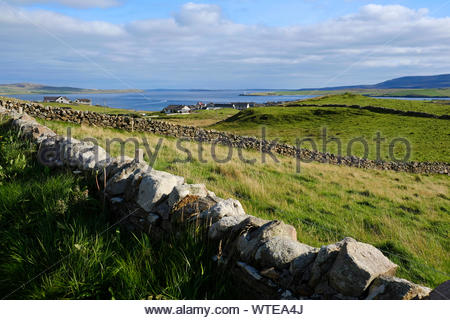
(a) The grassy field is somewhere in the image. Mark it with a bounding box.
[290,93,450,116]
[37,119,450,288]
[154,108,239,126]
[210,105,449,163]
[0,121,234,299]
[247,88,450,98]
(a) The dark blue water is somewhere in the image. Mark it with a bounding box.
[6,90,317,111]
[6,90,450,112]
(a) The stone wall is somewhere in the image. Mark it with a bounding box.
[287,103,450,120]
[1,98,448,176]
[1,105,447,300]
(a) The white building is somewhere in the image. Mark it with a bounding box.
[43,96,71,104]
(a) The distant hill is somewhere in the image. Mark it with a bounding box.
[298,74,450,91]
[374,74,450,89]
[0,83,143,94]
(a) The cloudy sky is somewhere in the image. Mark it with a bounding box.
[0,0,449,89]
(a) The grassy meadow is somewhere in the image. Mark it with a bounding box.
[0,121,235,299]
[154,108,239,126]
[211,105,450,162]
[37,119,450,288]
[290,93,450,116]
[247,88,450,98]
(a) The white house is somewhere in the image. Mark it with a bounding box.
[180,106,191,114]
[74,98,92,105]
[43,96,71,104]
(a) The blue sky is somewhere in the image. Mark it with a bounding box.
[1,0,449,89]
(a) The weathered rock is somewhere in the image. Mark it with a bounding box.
[234,218,299,263]
[208,215,248,240]
[308,238,354,288]
[427,280,450,300]
[167,184,209,209]
[328,240,398,297]
[255,236,310,269]
[137,169,184,212]
[233,261,279,299]
[289,245,319,276]
[257,220,297,242]
[106,161,150,196]
[366,276,431,300]
[200,198,246,223]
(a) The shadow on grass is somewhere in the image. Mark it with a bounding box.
[0,121,237,300]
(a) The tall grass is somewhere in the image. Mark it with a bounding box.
[0,121,234,299]
[37,119,450,287]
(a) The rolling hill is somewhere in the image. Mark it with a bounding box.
[0,83,143,94]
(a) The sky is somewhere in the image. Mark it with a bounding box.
[0,0,449,89]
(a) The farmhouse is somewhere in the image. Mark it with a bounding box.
[163,105,191,114]
[74,98,92,105]
[232,102,254,110]
[43,96,71,104]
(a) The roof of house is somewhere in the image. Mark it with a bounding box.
[164,105,184,111]
[44,96,69,101]
[75,98,91,102]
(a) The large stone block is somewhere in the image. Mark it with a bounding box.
[200,198,246,223]
[328,240,398,297]
[167,183,209,209]
[308,238,354,288]
[254,237,313,269]
[209,215,249,241]
[366,276,431,300]
[137,169,184,212]
[106,162,150,196]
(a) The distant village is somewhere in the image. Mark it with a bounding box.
[162,102,257,114]
[43,96,92,105]
[41,96,283,113]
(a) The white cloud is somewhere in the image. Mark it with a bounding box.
[0,2,449,88]
[4,0,120,9]
[174,2,223,26]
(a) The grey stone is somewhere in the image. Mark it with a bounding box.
[234,217,298,263]
[308,237,354,287]
[200,198,246,223]
[106,162,150,196]
[137,169,184,212]
[328,240,398,297]
[236,261,262,281]
[366,276,431,300]
[255,236,310,269]
[208,215,248,240]
[289,245,319,276]
[167,183,208,209]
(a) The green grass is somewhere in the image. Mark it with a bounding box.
[210,104,449,162]
[37,119,450,288]
[153,108,239,126]
[248,88,450,98]
[291,93,450,116]
[0,122,234,299]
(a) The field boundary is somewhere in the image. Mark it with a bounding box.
[285,103,450,119]
[1,97,449,175]
[1,105,445,300]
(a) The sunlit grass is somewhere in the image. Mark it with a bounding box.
[39,119,450,287]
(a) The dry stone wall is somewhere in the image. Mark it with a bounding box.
[288,103,450,120]
[1,105,447,300]
[1,98,449,175]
